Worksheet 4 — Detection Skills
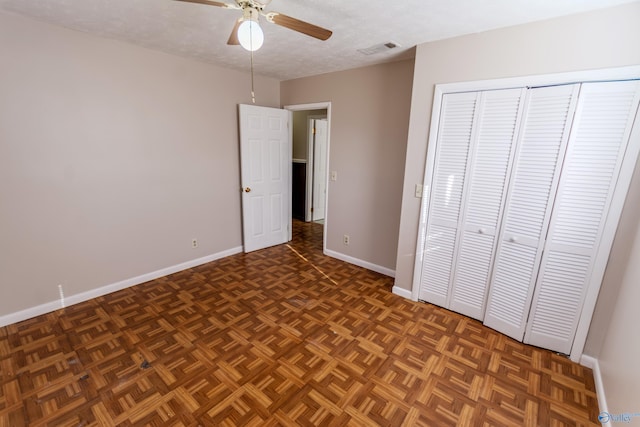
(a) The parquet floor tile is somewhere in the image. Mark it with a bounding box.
[0,220,598,426]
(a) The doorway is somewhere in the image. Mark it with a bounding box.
[307,116,328,223]
[285,102,332,253]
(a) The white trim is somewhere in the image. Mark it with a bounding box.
[288,109,293,242]
[434,65,640,94]
[306,115,328,223]
[284,102,332,255]
[411,86,444,301]
[284,102,331,111]
[392,285,414,300]
[0,246,242,328]
[324,249,395,278]
[305,116,315,222]
[579,354,596,369]
[581,355,610,427]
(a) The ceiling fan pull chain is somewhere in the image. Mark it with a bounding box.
[250,23,256,104]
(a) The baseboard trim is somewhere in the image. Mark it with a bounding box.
[324,249,395,278]
[392,286,413,300]
[0,246,243,328]
[581,354,609,427]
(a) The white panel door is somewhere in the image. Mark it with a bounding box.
[239,104,291,253]
[418,92,480,306]
[449,88,526,320]
[483,84,580,340]
[312,119,328,221]
[525,80,640,353]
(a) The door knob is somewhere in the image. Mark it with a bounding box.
[478,228,485,234]
[509,236,517,243]
[244,187,251,193]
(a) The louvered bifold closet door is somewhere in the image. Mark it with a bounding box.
[418,92,479,306]
[448,88,526,320]
[525,81,640,354]
[483,84,581,341]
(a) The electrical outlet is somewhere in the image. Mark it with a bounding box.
[331,171,338,181]
[343,234,350,245]
[415,184,423,198]
[192,238,198,248]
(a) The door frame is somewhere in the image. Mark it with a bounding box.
[306,115,328,222]
[284,102,332,254]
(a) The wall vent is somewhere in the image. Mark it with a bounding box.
[357,42,400,56]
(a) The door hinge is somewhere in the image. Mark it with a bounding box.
[311,207,314,212]
[312,127,316,134]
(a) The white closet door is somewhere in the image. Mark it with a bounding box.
[418,92,479,306]
[525,81,640,353]
[449,88,526,320]
[483,84,580,340]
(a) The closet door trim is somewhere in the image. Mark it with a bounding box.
[412,90,446,302]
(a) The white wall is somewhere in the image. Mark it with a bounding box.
[0,10,280,320]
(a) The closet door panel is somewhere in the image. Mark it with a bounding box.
[485,241,539,327]
[449,88,526,319]
[449,230,495,318]
[418,92,479,305]
[525,80,640,353]
[524,251,591,353]
[420,225,457,304]
[461,89,526,232]
[483,84,581,340]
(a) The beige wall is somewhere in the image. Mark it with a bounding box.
[597,185,640,414]
[584,162,640,356]
[0,11,280,317]
[281,60,414,271]
[395,0,640,408]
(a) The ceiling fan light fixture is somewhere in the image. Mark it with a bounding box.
[237,19,264,51]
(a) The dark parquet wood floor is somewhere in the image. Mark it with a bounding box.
[0,220,599,426]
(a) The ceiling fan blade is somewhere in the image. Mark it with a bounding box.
[227,19,241,45]
[265,12,332,41]
[173,0,237,9]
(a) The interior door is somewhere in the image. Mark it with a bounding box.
[312,119,328,221]
[524,80,640,354]
[448,88,526,320]
[483,84,581,340]
[239,104,291,253]
[418,91,480,306]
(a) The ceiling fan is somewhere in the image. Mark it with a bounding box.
[175,0,333,51]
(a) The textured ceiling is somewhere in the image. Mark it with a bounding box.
[0,0,636,81]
